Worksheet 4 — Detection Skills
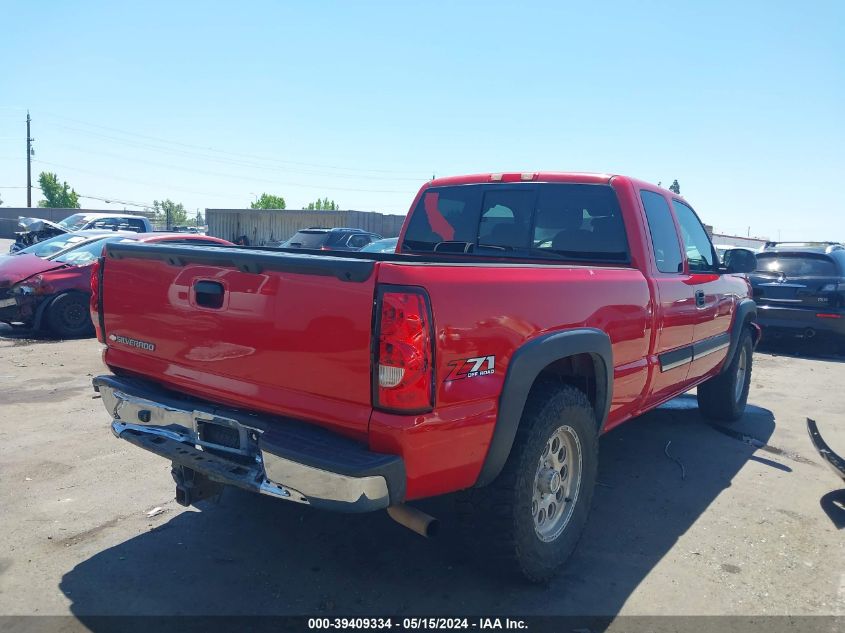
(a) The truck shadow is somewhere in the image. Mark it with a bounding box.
[756,337,845,363]
[60,396,776,617]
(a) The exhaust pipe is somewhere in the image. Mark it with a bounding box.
[387,504,439,538]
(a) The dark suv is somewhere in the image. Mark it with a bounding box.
[280,227,382,251]
[750,242,845,347]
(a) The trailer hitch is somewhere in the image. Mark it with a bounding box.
[171,463,224,507]
[807,418,845,483]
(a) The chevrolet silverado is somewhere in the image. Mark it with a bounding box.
[90,172,759,580]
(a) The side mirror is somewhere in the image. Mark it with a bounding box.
[723,248,756,274]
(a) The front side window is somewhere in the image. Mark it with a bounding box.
[672,200,715,272]
[640,190,683,273]
[403,183,627,261]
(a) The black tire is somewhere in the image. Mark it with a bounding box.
[455,382,598,582]
[46,293,94,338]
[697,327,753,422]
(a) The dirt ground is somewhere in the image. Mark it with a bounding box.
[0,246,843,618]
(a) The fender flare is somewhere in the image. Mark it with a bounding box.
[474,328,613,487]
[721,299,757,371]
[32,293,58,330]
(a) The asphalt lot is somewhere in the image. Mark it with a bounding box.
[0,329,843,619]
[0,234,843,619]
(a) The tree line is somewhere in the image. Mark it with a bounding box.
[28,172,339,224]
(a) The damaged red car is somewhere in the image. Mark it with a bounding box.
[0,232,231,337]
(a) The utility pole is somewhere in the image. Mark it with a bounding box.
[26,111,34,207]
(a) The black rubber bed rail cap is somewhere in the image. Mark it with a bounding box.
[807,418,845,483]
[104,241,375,282]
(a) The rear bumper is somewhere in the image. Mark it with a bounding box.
[756,304,845,338]
[93,374,405,512]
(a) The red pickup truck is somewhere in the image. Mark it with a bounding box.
[91,172,759,581]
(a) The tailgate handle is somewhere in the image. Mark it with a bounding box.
[194,280,225,309]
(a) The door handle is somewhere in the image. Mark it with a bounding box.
[695,289,706,308]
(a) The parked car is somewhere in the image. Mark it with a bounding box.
[279,227,382,251]
[0,232,231,337]
[90,172,758,581]
[11,213,154,253]
[3,230,131,259]
[750,243,845,347]
[359,237,398,253]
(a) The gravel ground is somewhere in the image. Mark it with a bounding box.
[0,234,842,619]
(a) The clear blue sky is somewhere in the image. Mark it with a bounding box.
[0,1,842,240]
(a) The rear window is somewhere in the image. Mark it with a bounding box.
[403,183,628,261]
[285,230,330,248]
[755,254,838,277]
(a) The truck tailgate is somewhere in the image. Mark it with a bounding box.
[99,243,378,439]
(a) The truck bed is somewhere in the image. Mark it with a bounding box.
[99,241,650,452]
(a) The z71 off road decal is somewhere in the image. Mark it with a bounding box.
[446,355,495,381]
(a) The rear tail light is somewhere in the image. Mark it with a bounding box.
[374,288,434,412]
[90,257,105,343]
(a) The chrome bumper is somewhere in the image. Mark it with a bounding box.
[94,375,403,512]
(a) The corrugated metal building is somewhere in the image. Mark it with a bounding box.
[206,209,407,246]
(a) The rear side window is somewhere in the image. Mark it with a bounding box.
[755,254,837,276]
[89,218,117,229]
[286,231,329,248]
[127,219,147,232]
[403,183,628,261]
[640,191,683,273]
[347,234,372,249]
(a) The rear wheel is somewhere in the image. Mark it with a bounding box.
[46,293,94,338]
[455,382,598,582]
[697,328,753,421]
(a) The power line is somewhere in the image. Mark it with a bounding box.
[31,158,415,196]
[0,183,151,209]
[46,138,421,185]
[32,158,252,198]
[38,110,425,177]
